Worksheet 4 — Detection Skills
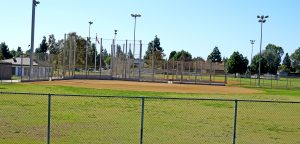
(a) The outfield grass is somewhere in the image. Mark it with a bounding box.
[0,82,299,143]
[227,76,300,90]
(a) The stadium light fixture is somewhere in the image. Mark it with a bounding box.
[131,13,142,59]
[257,15,269,87]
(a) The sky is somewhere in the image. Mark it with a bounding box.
[1,0,300,60]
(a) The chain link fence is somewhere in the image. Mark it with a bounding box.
[0,92,299,144]
[236,101,300,143]
[0,35,225,85]
[0,93,48,143]
[227,74,300,89]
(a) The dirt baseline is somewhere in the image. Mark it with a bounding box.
[30,80,262,94]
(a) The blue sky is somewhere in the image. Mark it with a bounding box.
[1,0,300,60]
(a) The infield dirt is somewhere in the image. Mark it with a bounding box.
[30,80,263,94]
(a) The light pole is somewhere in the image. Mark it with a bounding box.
[250,40,255,71]
[257,15,268,87]
[86,21,93,74]
[152,41,155,81]
[29,0,40,80]
[94,33,98,72]
[250,40,255,85]
[88,21,93,40]
[131,14,141,59]
[114,30,118,39]
[111,30,117,78]
[114,30,118,57]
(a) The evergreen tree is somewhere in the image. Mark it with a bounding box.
[16,46,23,57]
[169,51,176,60]
[144,35,164,60]
[36,36,48,53]
[128,48,134,59]
[48,34,59,55]
[207,46,222,62]
[282,53,292,72]
[0,42,12,59]
[0,52,3,60]
[116,44,125,59]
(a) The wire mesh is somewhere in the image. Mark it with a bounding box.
[236,101,300,143]
[0,92,299,143]
[228,75,300,90]
[143,99,233,144]
[50,95,141,143]
[0,93,48,143]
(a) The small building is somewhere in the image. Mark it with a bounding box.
[0,57,52,80]
[0,62,12,80]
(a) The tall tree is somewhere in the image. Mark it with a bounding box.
[10,49,17,57]
[0,52,3,60]
[96,46,106,68]
[263,49,279,74]
[173,50,192,61]
[193,56,205,61]
[251,54,267,74]
[36,36,48,53]
[282,53,292,72]
[128,48,134,59]
[16,46,23,57]
[265,44,284,59]
[89,43,97,66]
[169,51,177,60]
[144,35,164,60]
[102,48,110,67]
[48,34,59,55]
[227,51,249,77]
[207,46,222,62]
[291,47,300,72]
[25,49,31,56]
[104,55,111,68]
[116,44,125,59]
[102,48,109,60]
[265,44,283,71]
[0,42,12,59]
[75,36,88,66]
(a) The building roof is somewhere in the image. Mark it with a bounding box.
[0,61,12,64]
[0,57,38,66]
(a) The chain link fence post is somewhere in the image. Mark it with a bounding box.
[47,93,52,144]
[232,99,238,144]
[271,75,273,89]
[140,97,145,144]
[139,40,142,81]
[286,77,288,89]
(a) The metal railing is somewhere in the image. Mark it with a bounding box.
[0,92,299,144]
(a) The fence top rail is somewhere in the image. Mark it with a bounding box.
[0,91,299,104]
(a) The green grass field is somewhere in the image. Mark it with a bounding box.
[227,76,300,90]
[0,82,299,144]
